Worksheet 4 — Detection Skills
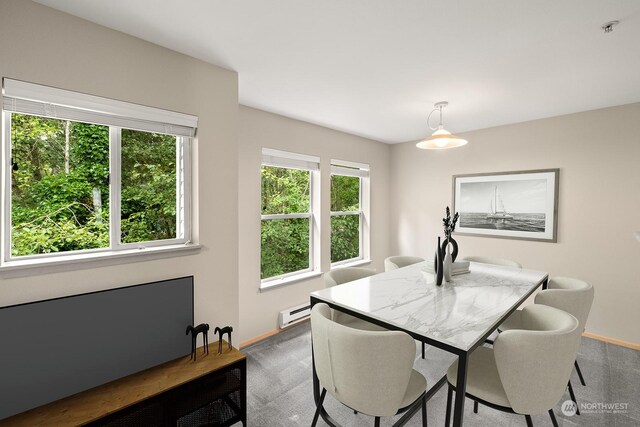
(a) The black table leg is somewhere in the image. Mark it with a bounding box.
[310,297,320,404]
[574,360,586,386]
[445,385,452,427]
[452,352,468,427]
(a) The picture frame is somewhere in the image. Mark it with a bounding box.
[452,169,559,242]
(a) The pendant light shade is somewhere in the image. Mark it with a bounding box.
[416,102,468,150]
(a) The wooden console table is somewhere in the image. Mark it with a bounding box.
[1,341,246,427]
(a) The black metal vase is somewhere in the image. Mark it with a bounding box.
[434,236,444,286]
[441,237,458,262]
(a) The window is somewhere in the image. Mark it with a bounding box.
[330,160,369,265]
[1,79,196,266]
[260,149,319,285]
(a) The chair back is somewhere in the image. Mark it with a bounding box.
[384,256,425,272]
[535,276,594,330]
[311,303,416,416]
[323,267,376,288]
[463,256,522,268]
[493,304,581,415]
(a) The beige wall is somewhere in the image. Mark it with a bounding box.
[4,0,637,352]
[238,106,390,343]
[0,1,240,337]
[390,103,640,344]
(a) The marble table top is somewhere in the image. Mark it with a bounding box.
[310,261,548,352]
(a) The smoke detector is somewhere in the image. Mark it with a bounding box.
[601,20,619,33]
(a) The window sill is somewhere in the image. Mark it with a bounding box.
[0,244,202,278]
[260,270,323,292]
[330,258,372,269]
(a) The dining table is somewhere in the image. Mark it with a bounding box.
[309,261,548,427]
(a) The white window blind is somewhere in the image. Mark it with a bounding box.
[2,78,198,137]
[330,159,369,177]
[262,148,320,171]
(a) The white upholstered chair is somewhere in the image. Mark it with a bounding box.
[499,276,594,414]
[311,303,428,427]
[384,256,425,272]
[323,267,385,331]
[323,267,377,288]
[462,256,522,268]
[445,304,581,427]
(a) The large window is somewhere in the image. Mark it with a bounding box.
[260,149,319,285]
[330,160,369,265]
[1,79,196,266]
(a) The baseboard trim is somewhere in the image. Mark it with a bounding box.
[240,319,310,349]
[583,332,640,350]
[239,329,280,349]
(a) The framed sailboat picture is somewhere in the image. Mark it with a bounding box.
[452,169,559,242]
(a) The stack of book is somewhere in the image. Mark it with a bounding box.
[422,260,470,276]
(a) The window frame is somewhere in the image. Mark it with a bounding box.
[330,159,370,267]
[260,149,320,288]
[1,79,196,269]
[111,127,192,251]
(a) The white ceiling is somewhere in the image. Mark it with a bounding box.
[34,0,640,143]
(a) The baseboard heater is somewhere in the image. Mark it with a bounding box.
[278,302,311,328]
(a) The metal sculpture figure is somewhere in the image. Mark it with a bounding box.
[214,326,233,354]
[186,323,210,360]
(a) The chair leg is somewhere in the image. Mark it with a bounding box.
[549,409,559,427]
[524,414,533,427]
[311,388,326,427]
[445,384,452,427]
[422,342,425,359]
[574,359,586,386]
[421,394,427,427]
[567,380,580,415]
[374,416,381,427]
[473,400,478,414]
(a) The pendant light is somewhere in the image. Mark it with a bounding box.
[416,101,468,149]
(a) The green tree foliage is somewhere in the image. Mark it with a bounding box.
[330,175,360,263]
[331,214,360,263]
[121,129,176,243]
[330,174,359,212]
[11,115,110,255]
[10,114,177,257]
[261,166,310,215]
[261,217,310,279]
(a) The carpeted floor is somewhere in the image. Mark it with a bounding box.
[242,321,639,426]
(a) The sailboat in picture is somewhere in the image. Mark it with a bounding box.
[486,186,513,222]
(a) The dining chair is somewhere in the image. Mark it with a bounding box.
[444,304,581,427]
[324,267,377,288]
[498,276,594,413]
[462,256,522,268]
[384,256,425,272]
[323,267,386,331]
[326,264,428,359]
[311,303,428,427]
